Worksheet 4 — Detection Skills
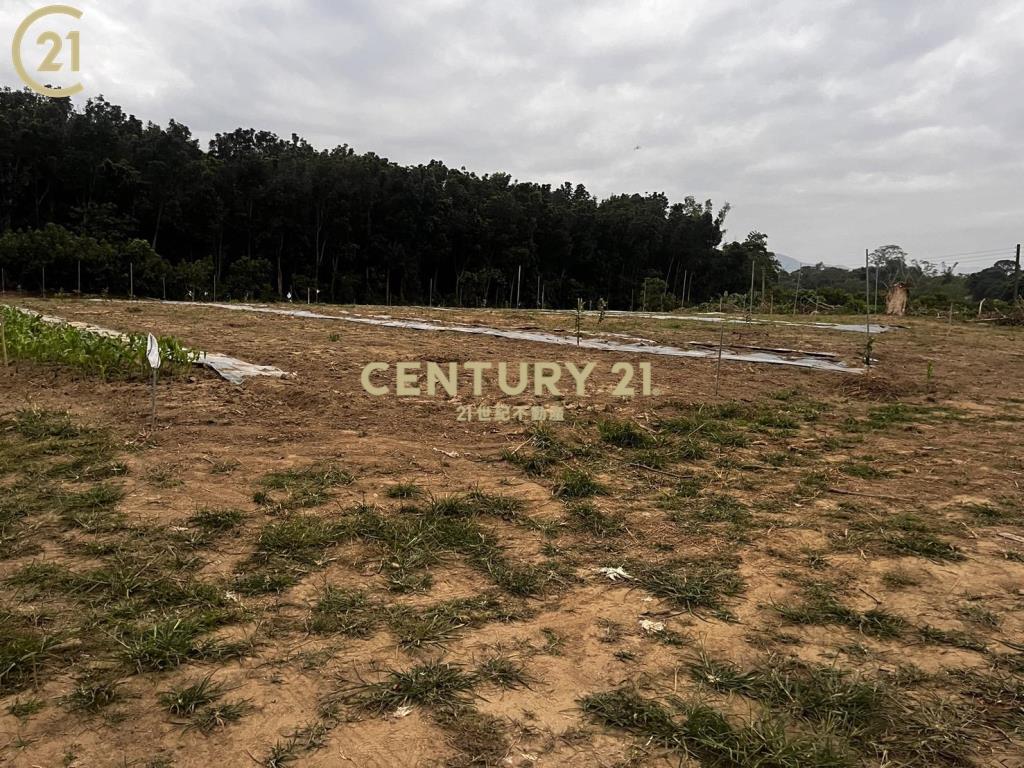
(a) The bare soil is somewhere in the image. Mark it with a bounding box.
[1,297,1022,768]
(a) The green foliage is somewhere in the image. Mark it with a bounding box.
[0,306,197,380]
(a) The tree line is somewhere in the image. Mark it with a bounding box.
[0,88,783,309]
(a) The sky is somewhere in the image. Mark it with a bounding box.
[2,0,1022,269]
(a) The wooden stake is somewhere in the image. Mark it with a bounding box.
[714,324,725,396]
[1,314,8,367]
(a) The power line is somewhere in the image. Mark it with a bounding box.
[921,246,1014,260]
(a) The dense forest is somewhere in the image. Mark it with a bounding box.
[0,88,1017,311]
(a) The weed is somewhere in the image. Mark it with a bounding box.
[553,467,603,499]
[348,661,479,714]
[386,482,422,499]
[118,617,222,672]
[159,674,224,715]
[777,582,905,638]
[7,697,45,718]
[387,593,519,648]
[309,587,377,636]
[880,568,921,590]
[0,615,60,694]
[477,655,531,689]
[258,462,353,510]
[66,673,122,712]
[566,501,625,536]
[627,559,744,615]
[188,507,244,534]
[580,688,851,766]
[918,625,987,652]
[598,419,654,449]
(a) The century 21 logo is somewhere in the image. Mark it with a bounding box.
[11,5,83,98]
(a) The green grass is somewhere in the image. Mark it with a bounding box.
[158,674,249,732]
[580,688,851,767]
[66,672,122,712]
[187,506,244,534]
[625,559,744,616]
[254,514,346,565]
[386,593,520,649]
[566,501,625,536]
[553,468,603,499]
[7,696,45,718]
[118,616,224,672]
[476,655,531,689]
[347,661,479,714]
[386,482,422,499]
[918,625,987,652]
[777,582,906,638]
[257,462,353,510]
[309,587,376,636]
[159,674,224,715]
[0,613,61,695]
[598,419,655,448]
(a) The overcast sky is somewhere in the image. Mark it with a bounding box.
[3,0,1022,269]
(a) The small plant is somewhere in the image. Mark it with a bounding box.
[553,467,603,499]
[348,662,479,714]
[386,482,422,499]
[598,419,654,448]
[309,587,376,636]
[476,655,531,689]
[66,673,122,712]
[159,675,224,715]
[567,501,625,537]
[188,507,244,533]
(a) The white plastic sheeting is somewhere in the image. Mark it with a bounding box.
[193,301,863,374]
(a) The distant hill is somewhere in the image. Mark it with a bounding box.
[774,253,804,272]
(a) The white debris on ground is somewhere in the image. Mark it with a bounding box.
[182,301,865,373]
[596,566,634,581]
[9,305,290,385]
[639,619,666,633]
[196,351,289,385]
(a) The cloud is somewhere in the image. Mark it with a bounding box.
[4,0,1022,267]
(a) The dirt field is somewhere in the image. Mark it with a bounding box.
[2,297,1023,768]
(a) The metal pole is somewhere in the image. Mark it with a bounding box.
[793,271,800,315]
[77,259,81,294]
[150,368,157,428]
[515,264,521,308]
[130,262,134,299]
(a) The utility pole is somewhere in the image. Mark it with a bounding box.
[865,248,872,368]
[515,264,521,308]
[1014,243,1021,304]
[793,270,800,315]
[747,260,755,321]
